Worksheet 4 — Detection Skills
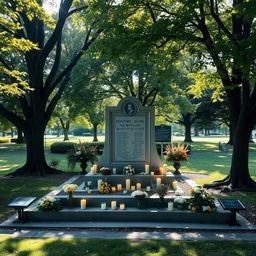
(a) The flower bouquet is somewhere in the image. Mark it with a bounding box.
[99,181,112,194]
[154,184,169,206]
[131,190,148,209]
[164,143,188,174]
[123,165,135,175]
[188,186,216,212]
[37,196,62,211]
[173,197,189,210]
[63,184,78,208]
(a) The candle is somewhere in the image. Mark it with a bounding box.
[150,171,154,176]
[145,164,150,174]
[101,202,106,210]
[156,178,161,188]
[136,183,141,190]
[168,202,174,211]
[172,181,178,190]
[146,186,151,192]
[126,179,131,190]
[175,190,180,196]
[160,167,164,175]
[98,179,102,190]
[123,190,127,194]
[80,199,86,209]
[131,185,136,191]
[120,203,125,210]
[163,164,168,173]
[117,184,122,191]
[111,186,116,192]
[113,168,116,174]
[111,201,117,210]
[90,167,94,174]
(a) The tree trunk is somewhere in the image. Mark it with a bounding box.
[60,118,70,141]
[93,123,98,142]
[183,114,193,142]
[11,128,14,137]
[194,128,199,136]
[226,125,233,145]
[16,127,25,144]
[63,128,69,141]
[9,116,61,176]
[2,131,5,137]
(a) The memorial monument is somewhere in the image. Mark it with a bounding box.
[99,96,162,171]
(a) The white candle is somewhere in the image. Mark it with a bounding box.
[126,179,131,190]
[111,186,116,192]
[146,186,151,192]
[172,181,178,190]
[131,185,135,191]
[81,199,86,209]
[168,202,174,211]
[156,178,161,188]
[98,179,102,190]
[90,167,94,174]
[145,164,150,174]
[117,184,122,191]
[150,171,154,176]
[113,168,116,174]
[101,202,106,210]
[120,203,125,210]
[136,183,141,190]
[93,164,97,174]
[111,201,117,210]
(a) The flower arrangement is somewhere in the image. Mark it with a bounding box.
[164,143,188,162]
[154,184,169,204]
[100,167,111,175]
[63,183,78,208]
[67,141,98,174]
[188,186,216,212]
[173,197,189,209]
[99,181,112,194]
[131,190,148,209]
[37,196,62,211]
[123,165,135,175]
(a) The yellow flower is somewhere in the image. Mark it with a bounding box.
[191,207,197,212]
[189,188,194,193]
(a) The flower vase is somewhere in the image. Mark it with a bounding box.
[67,192,73,208]
[159,197,165,208]
[135,196,145,209]
[173,161,181,175]
[80,161,88,175]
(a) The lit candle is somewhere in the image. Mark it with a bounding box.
[160,167,164,175]
[146,186,151,192]
[111,201,117,210]
[126,179,131,190]
[98,179,102,190]
[168,201,174,211]
[145,164,150,174]
[101,202,106,210]
[156,178,161,188]
[93,164,97,174]
[117,184,122,191]
[113,168,116,174]
[150,171,154,175]
[136,183,141,190]
[111,186,116,192]
[120,203,125,210]
[90,167,94,174]
[131,185,136,191]
[80,199,86,209]
[163,164,168,174]
[172,181,178,190]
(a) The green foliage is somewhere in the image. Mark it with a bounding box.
[50,142,76,154]
[37,196,63,211]
[49,159,60,168]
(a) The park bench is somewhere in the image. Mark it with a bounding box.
[8,196,37,223]
[218,199,246,226]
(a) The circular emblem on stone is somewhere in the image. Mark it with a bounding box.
[124,102,137,116]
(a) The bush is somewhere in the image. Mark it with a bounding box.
[0,137,10,143]
[50,142,76,153]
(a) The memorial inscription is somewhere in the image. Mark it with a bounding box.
[99,96,162,171]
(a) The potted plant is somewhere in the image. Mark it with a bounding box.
[164,143,188,174]
[67,142,98,174]
[154,184,169,207]
[37,196,62,211]
[131,190,148,209]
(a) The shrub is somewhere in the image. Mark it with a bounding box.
[50,142,76,153]
[0,137,10,143]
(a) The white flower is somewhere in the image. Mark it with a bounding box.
[202,205,210,212]
[174,197,186,204]
[131,190,148,197]
[76,151,81,155]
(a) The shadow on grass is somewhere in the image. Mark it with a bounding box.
[1,237,256,256]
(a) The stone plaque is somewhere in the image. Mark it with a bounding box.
[99,97,162,171]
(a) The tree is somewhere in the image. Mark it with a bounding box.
[0,0,103,175]
[111,0,256,190]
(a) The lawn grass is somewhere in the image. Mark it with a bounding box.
[0,237,256,256]
[0,178,59,218]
